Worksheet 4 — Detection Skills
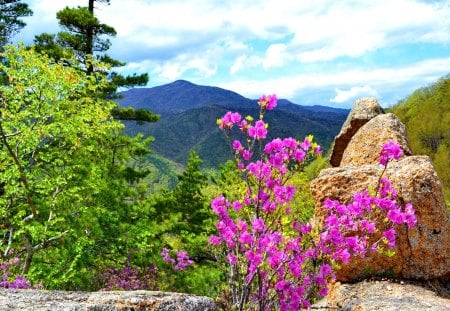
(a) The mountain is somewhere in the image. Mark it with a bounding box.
[116,80,349,168]
[117,80,254,114]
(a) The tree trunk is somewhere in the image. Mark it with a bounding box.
[86,0,94,74]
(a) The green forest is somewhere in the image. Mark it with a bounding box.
[389,75,450,206]
[0,0,448,308]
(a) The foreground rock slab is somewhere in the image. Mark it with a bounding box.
[0,289,217,311]
[313,280,450,311]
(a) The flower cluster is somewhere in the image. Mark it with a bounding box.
[210,95,416,310]
[379,140,404,165]
[160,247,194,271]
[0,258,33,289]
[97,260,159,291]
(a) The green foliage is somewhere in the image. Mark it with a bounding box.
[109,151,224,297]
[0,0,32,47]
[390,76,450,200]
[304,154,330,181]
[0,44,155,290]
[0,44,114,275]
[112,107,160,123]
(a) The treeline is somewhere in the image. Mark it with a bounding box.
[390,75,450,204]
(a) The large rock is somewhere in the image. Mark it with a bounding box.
[0,289,218,310]
[314,280,450,310]
[329,97,384,167]
[340,113,412,167]
[311,156,450,281]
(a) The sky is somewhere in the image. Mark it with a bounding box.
[13,0,450,108]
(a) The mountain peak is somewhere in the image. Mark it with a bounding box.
[170,79,196,86]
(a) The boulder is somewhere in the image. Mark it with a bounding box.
[329,97,384,167]
[310,156,450,281]
[340,113,412,167]
[313,280,450,311]
[0,289,218,311]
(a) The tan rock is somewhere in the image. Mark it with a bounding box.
[340,113,413,167]
[310,156,450,281]
[317,280,450,311]
[329,97,384,167]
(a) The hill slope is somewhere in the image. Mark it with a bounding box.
[390,75,450,195]
[117,80,349,168]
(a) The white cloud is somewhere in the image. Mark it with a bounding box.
[263,43,290,70]
[330,86,378,103]
[14,0,450,108]
[18,0,450,68]
[288,0,450,62]
[218,56,450,105]
[229,54,263,74]
[230,55,247,75]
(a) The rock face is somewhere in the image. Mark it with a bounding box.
[311,97,450,282]
[311,156,450,281]
[0,289,218,311]
[329,97,384,167]
[340,113,412,167]
[315,280,450,311]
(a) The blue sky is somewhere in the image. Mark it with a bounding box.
[15,0,450,108]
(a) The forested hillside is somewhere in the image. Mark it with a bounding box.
[118,80,349,168]
[390,75,450,203]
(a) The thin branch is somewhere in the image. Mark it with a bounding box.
[0,121,37,218]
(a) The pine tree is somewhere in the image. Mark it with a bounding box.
[33,0,157,123]
[0,0,32,48]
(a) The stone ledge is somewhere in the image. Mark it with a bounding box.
[312,280,450,311]
[0,289,217,310]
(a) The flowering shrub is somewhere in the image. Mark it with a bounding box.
[210,95,416,310]
[96,260,159,291]
[0,258,35,289]
[161,247,194,271]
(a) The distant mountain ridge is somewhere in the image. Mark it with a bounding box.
[117,80,255,114]
[116,80,349,168]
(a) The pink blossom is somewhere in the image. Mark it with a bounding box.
[232,140,242,151]
[242,149,252,160]
[208,236,222,245]
[380,140,403,165]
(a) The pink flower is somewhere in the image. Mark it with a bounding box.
[232,140,242,151]
[259,94,277,110]
[387,208,404,224]
[300,137,311,151]
[227,253,237,264]
[242,149,252,160]
[232,200,243,212]
[380,140,403,165]
[382,228,396,249]
[404,203,417,228]
[251,217,266,233]
[248,120,267,140]
[264,138,283,153]
[208,236,222,245]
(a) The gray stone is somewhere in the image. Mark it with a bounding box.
[0,289,218,310]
